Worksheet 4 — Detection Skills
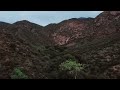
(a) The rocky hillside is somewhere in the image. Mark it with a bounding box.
[43,18,94,46]
[0,11,120,79]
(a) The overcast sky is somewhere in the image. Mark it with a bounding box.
[0,11,103,26]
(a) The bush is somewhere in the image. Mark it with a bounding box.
[63,54,76,60]
[11,68,28,79]
[59,59,85,79]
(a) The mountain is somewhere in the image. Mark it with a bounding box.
[44,18,94,46]
[0,11,120,79]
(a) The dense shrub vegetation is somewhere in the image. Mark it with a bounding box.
[1,11,120,79]
[11,68,28,79]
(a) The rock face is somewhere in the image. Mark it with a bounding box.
[0,11,120,79]
[44,18,94,45]
[94,11,120,36]
[43,11,120,46]
[1,11,120,47]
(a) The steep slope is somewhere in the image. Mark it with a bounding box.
[0,21,53,79]
[44,11,120,48]
[94,11,120,38]
[0,11,120,79]
[0,31,47,79]
[44,18,94,46]
[2,20,52,46]
[66,11,120,52]
[67,11,120,79]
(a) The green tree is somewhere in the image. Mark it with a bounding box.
[11,68,28,79]
[59,59,85,79]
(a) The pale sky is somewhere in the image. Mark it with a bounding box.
[0,11,103,26]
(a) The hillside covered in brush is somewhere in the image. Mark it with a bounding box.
[0,11,120,79]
